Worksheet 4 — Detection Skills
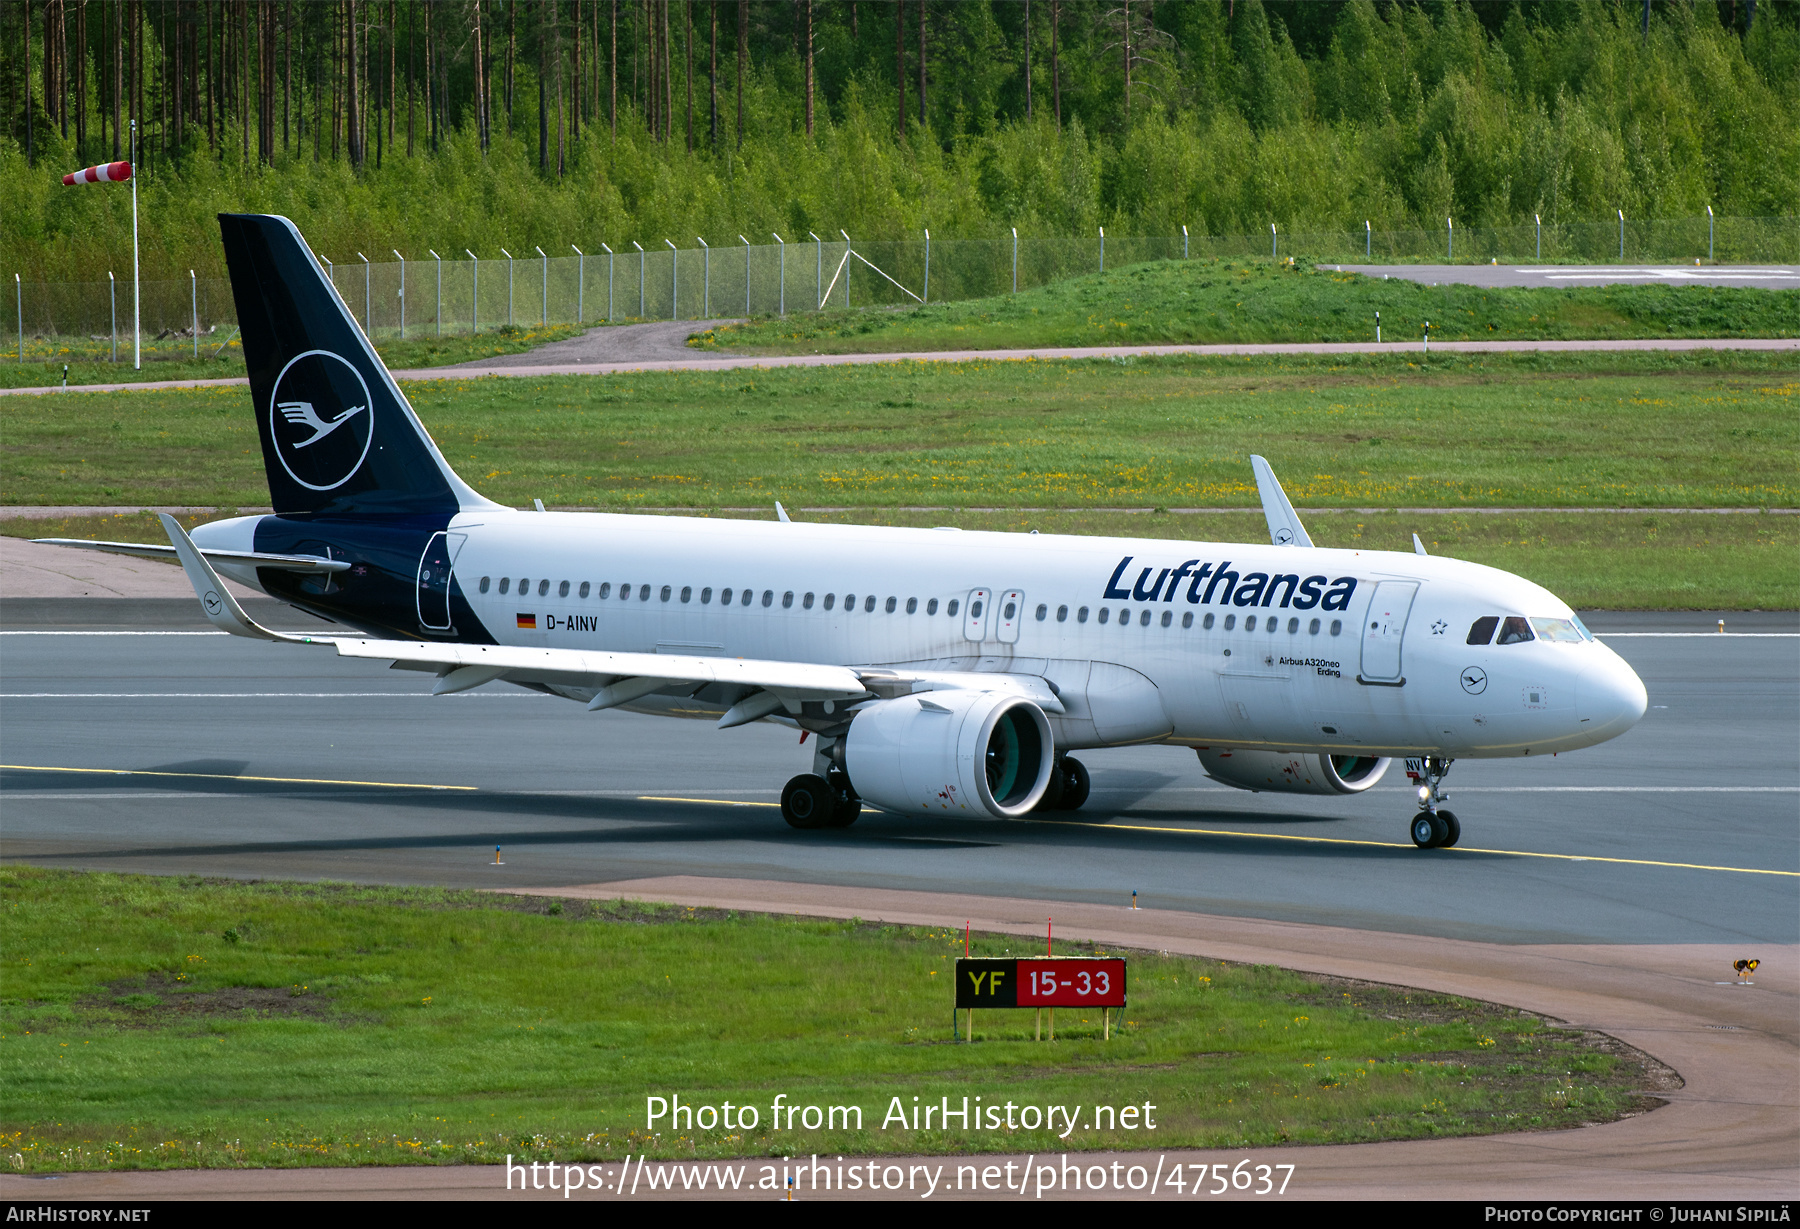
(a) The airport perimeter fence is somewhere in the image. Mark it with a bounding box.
[10,214,1795,365]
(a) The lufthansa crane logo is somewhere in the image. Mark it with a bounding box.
[268,350,375,491]
[1460,666,1488,695]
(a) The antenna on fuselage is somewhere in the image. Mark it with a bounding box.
[1249,455,1313,549]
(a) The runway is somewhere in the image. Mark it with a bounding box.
[2,606,1793,946]
[1331,263,1800,289]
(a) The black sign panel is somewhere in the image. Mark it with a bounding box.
[954,958,1018,1008]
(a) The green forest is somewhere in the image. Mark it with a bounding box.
[4,0,1797,282]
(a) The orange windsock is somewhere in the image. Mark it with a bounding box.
[63,161,133,186]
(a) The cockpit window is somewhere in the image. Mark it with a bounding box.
[1570,614,1595,641]
[1530,617,1585,643]
[1495,616,1535,645]
[1466,616,1499,645]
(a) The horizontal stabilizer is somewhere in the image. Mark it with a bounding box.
[32,538,349,573]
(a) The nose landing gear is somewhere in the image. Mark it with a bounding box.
[1408,756,1460,849]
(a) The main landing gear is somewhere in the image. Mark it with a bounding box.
[1032,755,1091,815]
[781,767,862,830]
[1408,756,1460,849]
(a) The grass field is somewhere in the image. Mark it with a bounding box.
[0,323,586,391]
[5,350,1793,608]
[4,351,1793,510]
[696,259,1800,355]
[0,867,1661,1172]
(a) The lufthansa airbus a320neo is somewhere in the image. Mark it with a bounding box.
[46,214,1648,847]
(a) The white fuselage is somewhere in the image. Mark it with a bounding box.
[208,510,1645,761]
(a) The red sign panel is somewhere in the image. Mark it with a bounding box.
[1016,958,1126,1007]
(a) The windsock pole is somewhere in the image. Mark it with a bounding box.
[60,152,139,368]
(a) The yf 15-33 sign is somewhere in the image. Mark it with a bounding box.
[955,957,1127,1008]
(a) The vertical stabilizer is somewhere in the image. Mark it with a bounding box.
[1249,455,1314,548]
[218,213,500,517]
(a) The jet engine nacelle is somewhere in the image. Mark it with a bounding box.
[1196,748,1391,795]
[844,691,1054,819]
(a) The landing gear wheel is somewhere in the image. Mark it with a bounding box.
[781,774,833,830]
[822,767,862,828]
[1410,811,1448,849]
[1031,763,1066,813]
[1436,810,1461,848]
[1056,757,1090,811]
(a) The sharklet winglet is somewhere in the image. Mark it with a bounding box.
[1250,455,1314,549]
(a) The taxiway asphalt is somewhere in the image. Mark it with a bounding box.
[2,606,1793,947]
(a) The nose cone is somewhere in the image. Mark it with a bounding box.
[1576,650,1649,744]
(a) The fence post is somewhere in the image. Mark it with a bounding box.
[739,236,751,314]
[14,273,20,363]
[1183,224,1189,259]
[1270,223,1276,260]
[501,250,514,325]
[394,251,406,339]
[572,246,585,323]
[109,271,116,362]
[772,233,785,315]
[1618,209,1625,260]
[190,269,198,358]
[1447,217,1453,261]
[536,246,548,324]
[698,237,710,316]
[634,242,645,318]
[840,231,852,308]
[1706,206,1714,261]
[1365,220,1371,258]
[810,232,822,309]
[923,229,930,304]
[666,240,679,320]
[1535,214,1541,260]
[601,243,614,321]
[359,253,371,333]
[1012,227,1018,293]
[465,250,479,335]
[429,251,442,338]
[1099,226,1105,272]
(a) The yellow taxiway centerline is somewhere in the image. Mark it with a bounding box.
[2,764,476,791]
[631,794,1797,877]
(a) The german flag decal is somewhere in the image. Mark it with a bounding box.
[516,613,537,630]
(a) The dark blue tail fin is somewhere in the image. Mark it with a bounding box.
[218,213,496,517]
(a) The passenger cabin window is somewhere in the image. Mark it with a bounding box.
[1076,606,1088,623]
[865,595,877,613]
[1057,605,1068,623]
[804,593,816,609]
[782,591,794,609]
[927,598,939,615]
[1160,611,1172,628]
[720,588,733,605]
[681,586,692,603]
[906,598,918,614]
[1330,619,1342,636]
[1224,614,1236,630]
[479,577,491,594]
[1036,604,1048,622]
[741,589,753,606]
[823,593,835,611]
[762,590,774,608]
[947,599,960,618]
[559,580,570,598]
[1467,616,1499,645]
[538,580,550,597]
[579,581,590,598]
[1495,616,1535,645]
[885,597,897,614]
[1202,613,1214,629]
[1181,612,1193,629]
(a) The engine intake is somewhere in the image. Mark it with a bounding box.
[1196,749,1391,795]
[844,691,1054,818]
